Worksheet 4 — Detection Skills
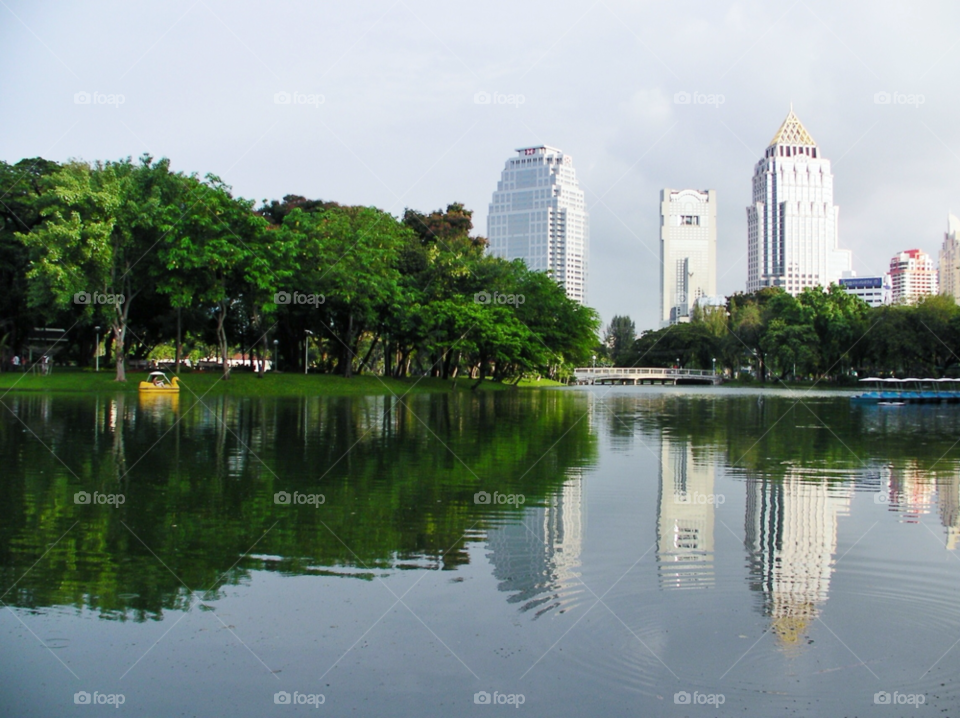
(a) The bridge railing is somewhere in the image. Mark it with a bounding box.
[573,367,715,378]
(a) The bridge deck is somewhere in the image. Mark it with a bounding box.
[573,367,721,386]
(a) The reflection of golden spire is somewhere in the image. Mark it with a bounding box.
[771,602,817,646]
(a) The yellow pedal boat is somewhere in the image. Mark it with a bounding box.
[138,371,181,393]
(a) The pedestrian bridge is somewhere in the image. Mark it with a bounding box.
[573,367,721,386]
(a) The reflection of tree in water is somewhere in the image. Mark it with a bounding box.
[485,470,585,618]
[0,390,597,619]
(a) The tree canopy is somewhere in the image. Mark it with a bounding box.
[1,156,600,383]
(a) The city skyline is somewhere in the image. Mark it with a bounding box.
[2,1,958,329]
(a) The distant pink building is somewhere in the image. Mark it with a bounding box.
[889,249,938,304]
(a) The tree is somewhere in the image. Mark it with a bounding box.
[604,315,636,366]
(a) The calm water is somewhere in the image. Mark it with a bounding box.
[3,386,960,716]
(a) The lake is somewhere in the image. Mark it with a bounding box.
[2,385,959,716]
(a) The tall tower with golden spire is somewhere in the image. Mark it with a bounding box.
[746,107,852,294]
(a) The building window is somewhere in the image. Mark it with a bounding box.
[680,215,699,226]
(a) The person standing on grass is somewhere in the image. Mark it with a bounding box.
[11,355,20,371]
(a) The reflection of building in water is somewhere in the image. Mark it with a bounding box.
[880,463,935,523]
[657,434,715,589]
[745,471,850,647]
[939,472,960,549]
[485,470,584,618]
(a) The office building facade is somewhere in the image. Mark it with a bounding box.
[889,249,938,303]
[487,146,588,303]
[939,214,960,302]
[660,189,717,326]
[746,108,852,295]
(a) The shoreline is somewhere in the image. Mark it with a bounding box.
[0,370,563,397]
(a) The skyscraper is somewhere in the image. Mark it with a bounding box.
[747,107,852,295]
[889,248,938,303]
[938,214,960,302]
[660,189,717,327]
[487,146,588,303]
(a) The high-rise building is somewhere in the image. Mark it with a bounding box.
[889,248,938,303]
[660,189,717,327]
[487,145,588,303]
[746,107,852,295]
[938,214,960,302]
[839,271,890,308]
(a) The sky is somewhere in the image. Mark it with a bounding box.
[2,0,958,330]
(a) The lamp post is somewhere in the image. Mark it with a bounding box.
[304,330,313,375]
[712,357,716,375]
[592,354,596,368]
[273,339,279,372]
[94,326,100,372]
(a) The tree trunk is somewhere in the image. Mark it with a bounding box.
[113,300,128,382]
[174,307,182,375]
[358,332,380,374]
[342,314,354,378]
[217,302,230,380]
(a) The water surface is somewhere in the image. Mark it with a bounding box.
[2,385,960,716]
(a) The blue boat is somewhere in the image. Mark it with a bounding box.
[851,377,960,404]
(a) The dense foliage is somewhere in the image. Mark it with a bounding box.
[616,287,960,381]
[0,156,599,382]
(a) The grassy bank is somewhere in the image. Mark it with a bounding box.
[0,369,564,397]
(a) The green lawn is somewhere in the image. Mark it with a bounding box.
[0,368,564,397]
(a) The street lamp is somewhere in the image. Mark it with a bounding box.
[272,339,279,372]
[94,326,101,372]
[712,357,716,375]
[304,330,314,375]
[592,354,596,368]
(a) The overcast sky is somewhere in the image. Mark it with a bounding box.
[2,0,958,330]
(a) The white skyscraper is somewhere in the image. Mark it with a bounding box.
[487,146,588,303]
[660,189,717,327]
[747,108,852,295]
[938,213,960,302]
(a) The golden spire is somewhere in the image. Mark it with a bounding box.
[769,107,817,147]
